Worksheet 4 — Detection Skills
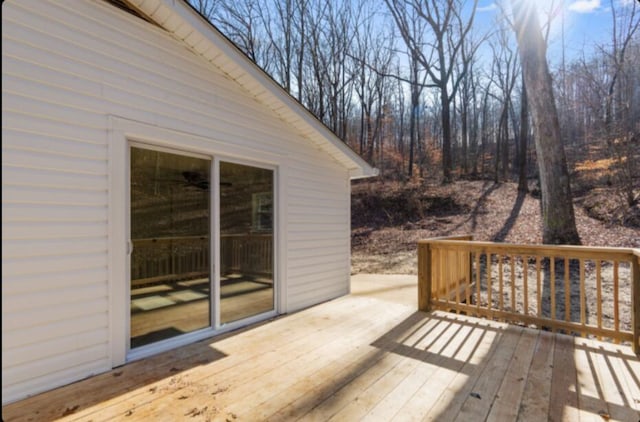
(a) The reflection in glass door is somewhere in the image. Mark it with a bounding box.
[130,146,211,348]
[219,162,274,324]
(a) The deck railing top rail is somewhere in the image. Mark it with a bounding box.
[418,238,637,260]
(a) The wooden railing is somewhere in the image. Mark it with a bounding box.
[418,235,640,354]
[220,233,273,277]
[131,233,272,287]
[131,235,209,287]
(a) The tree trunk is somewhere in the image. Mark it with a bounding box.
[461,97,469,175]
[512,0,580,245]
[408,102,416,178]
[480,88,490,176]
[494,113,501,183]
[500,102,509,181]
[441,87,452,182]
[408,62,420,178]
[470,77,479,175]
[518,79,529,192]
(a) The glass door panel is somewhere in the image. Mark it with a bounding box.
[130,147,211,348]
[219,162,274,324]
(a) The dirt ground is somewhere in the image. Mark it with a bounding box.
[351,180,639,275]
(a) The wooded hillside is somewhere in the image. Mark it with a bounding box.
[192,0,638,203]
[191,0,639,250]
[351,138,639,274]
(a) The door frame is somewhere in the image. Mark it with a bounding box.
[108,117,286,367]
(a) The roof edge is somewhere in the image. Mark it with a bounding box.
[123,0,377,179]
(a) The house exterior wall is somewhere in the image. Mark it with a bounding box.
[2,0,352,404]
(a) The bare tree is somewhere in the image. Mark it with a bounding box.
[303,0,359,137]
[602,0,639,207]
[385,0,480,182]
[511,0,580,244]
[190,0,219,21]
[602,0,639,136]
[212,0,273,69]
[353,16,394,162]
[191,0,635,200]
[489,19,519,182]
[293,0,307,103]
[255,0,295,93]
[455,31,482,175]
[468,61,482,176]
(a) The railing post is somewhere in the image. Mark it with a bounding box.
[418,241,432,312]
[633,251,640,355]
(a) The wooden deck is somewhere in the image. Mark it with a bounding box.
[3,274,640,422]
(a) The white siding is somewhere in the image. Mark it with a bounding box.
[2,0,352,404]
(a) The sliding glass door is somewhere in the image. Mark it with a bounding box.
[128,147,275,351]
[130,146,211,348]
[219,162,274,324]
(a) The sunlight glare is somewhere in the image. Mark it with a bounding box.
[512,0,575,47]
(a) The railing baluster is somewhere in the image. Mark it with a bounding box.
[596,260,602,339]
[436,247,442,302]
[614,260,619,343]
[499,255,504,312]
[446,249,452,307]
[441,248,446,304]
[476,251,481,316]
[551,257,556,331]
[447,249,451,303]
[448,249,452,305]
[438,248,443,304]
[455,250,461,313]
[523,257,528,317]
[487,254,492,316]
[536,257,541,318]
[466,251,472,306]
[580,259,586,336]
[440,248,445,302]
[430,247,436,303]
[633,253,640,355]
[510,255,516,312]
[476,252,482,309]
[565,257,570,324]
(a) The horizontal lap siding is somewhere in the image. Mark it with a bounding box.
[2,0,352,403]
[286,158,351,312]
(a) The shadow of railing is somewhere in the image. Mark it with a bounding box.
[370,312,499,376]
[370,311,640,421]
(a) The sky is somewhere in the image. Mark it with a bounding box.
[474,0,635,66]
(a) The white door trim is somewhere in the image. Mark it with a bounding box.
[108,116,286,366]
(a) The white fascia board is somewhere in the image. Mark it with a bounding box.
[126,0,377,179]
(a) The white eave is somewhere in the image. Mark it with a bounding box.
[124,0,378,179]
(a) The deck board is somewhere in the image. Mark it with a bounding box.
[420,319,502,422]
[452,325,524,422]
[262,314,431,422]
[601,342,640,414]
[486,328,538,421]
[548,334,580,422]
[516,330,555,421]
[3,274,639,422]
